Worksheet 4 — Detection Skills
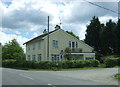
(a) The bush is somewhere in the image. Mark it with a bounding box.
[2,59,101,69]
[2,59,16,67]
[104,58,119,67]
[73,60,84,68]
[89,60,100,67]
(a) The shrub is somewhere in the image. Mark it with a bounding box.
[2,59,101,69]
[104,58,118,67]
[60,60,74,68]
[73,60,84,68]
[89,60,100,67]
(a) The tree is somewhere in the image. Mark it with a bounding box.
[114,19,120,55]
[85,16,102,53]
[100,20,116,55]
[66,31,79,39]
[2,39,25,61]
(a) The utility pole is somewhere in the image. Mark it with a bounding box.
[47,16,49,61]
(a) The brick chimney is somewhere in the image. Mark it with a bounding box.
[55,25,61,30]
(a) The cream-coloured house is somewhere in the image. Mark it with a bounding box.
[23,25,95,61]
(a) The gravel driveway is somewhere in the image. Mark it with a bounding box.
[52,68,119,85]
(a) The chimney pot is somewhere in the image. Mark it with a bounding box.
[43,29,47,34]
[55,25,61,30]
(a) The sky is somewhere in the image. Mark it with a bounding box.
[0,0,119,52]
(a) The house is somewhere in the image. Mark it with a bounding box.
[23,25,95,61]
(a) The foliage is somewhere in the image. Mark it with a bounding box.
[84,16,119,57]
[2,39,25,61]
[2,59,100,69]
[66,31,79,39]
[85,16,102,54]
[104,58,120,67]
[115,74,120,80]
[114,19,120,55]
[100,20,116,55]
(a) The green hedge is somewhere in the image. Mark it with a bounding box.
[104,58,120,67]
[2,59,100,69]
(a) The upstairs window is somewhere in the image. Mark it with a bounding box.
[76,42,78,48]
[53,40,58,48]
[38,41,41,49]
[33,43,35,50]
[27,45,30,51]
[69,41,78,48]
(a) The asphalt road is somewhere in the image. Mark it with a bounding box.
[1,68,119,86]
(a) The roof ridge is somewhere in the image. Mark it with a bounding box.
[23,29,59,45]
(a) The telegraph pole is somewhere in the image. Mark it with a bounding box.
[47,16,49,61]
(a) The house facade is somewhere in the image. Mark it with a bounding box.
[24,25,95,61]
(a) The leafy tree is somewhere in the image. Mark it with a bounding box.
[2,39,25,61]
[66,31,79,39]
[85,16,102,53]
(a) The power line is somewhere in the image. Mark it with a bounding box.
[83,0,119,15]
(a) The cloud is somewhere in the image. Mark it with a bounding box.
[0,0,118,42]
[33,32,39,37]
[1,0,54,30]
[61,2,118,24]
[15,31,21,35]
[0,31,29,52]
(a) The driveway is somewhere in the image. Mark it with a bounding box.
[53,68,119,85]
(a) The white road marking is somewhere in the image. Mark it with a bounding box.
[19,74,34,80]
[48,84,56,87]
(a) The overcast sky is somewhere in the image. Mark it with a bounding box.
[0,0,119,51]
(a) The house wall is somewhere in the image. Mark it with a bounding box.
[44,29,94,61]
[26,39,46,61]
[26,29,94,61]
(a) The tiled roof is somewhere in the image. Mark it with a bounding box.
[23,29,59,45]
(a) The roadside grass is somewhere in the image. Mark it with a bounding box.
[4,64,119,71]
[115,74,120,80]
[3,64,106,71]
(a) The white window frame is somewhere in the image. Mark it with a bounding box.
[38,41,41,49]
[33,43,35,50]
[32,55,36,61]
[51,54,59,61]
[53,40,58,48]
[38,54,41,61]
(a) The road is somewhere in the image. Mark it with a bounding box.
[1,68,119,86]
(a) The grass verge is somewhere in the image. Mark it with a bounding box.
[3,66,105,71]
[115,74,120,80]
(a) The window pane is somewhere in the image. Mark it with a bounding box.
[38,54,41,61]
[76,42,78,48]
[69,41,71,47]
[72,42,75,48]
[38,42,41,49]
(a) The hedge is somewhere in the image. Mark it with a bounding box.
[104,58,120,67]
[2,59,100,69]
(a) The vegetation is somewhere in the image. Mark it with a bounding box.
[66,31,79,39]
[115,74,120,80]
[104,58,120,67]
[2,59,100,70]
[85,16,120,59]
[2,39,25,61]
